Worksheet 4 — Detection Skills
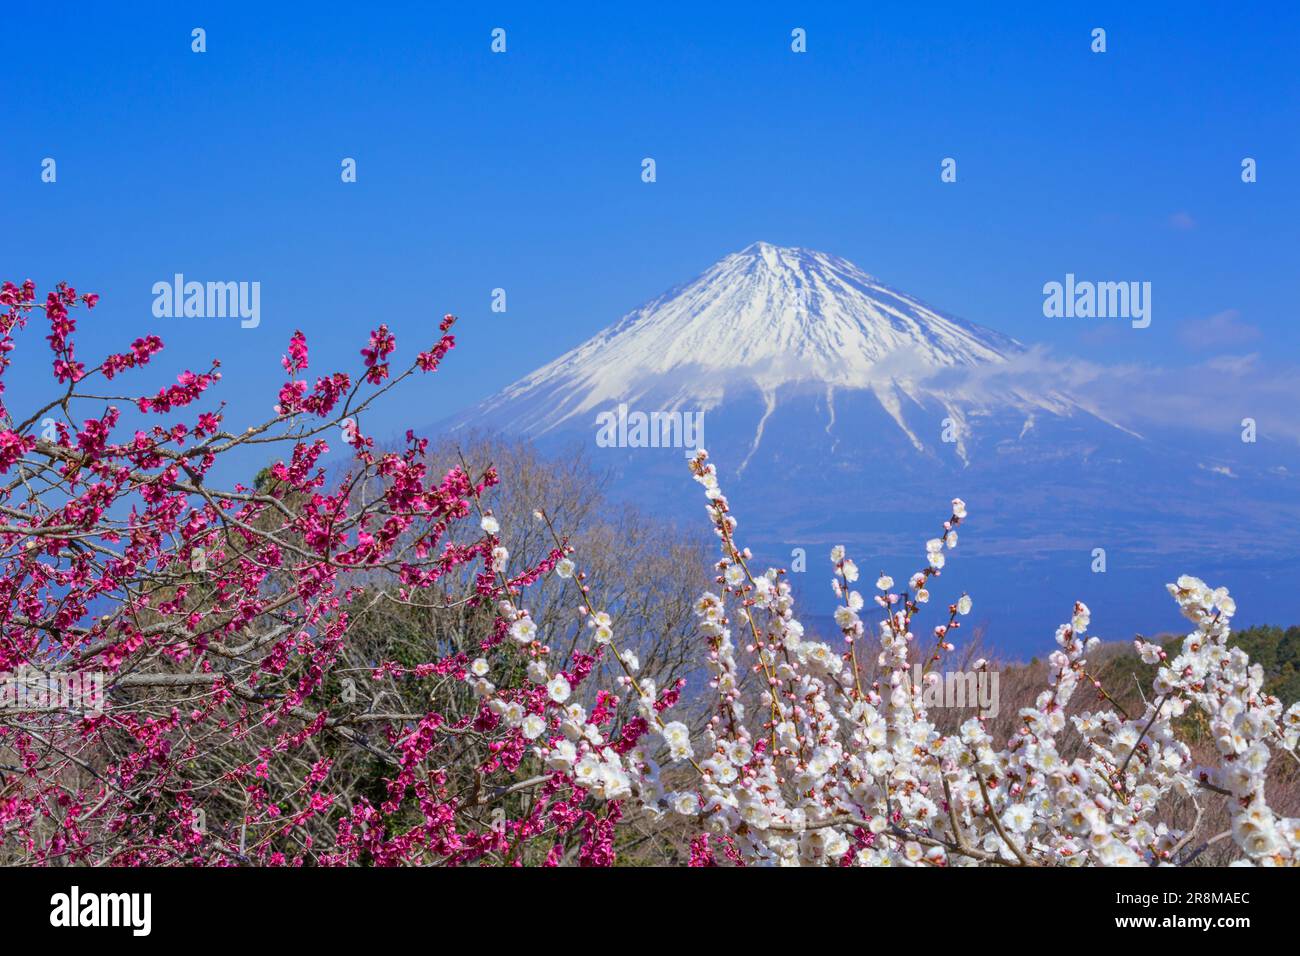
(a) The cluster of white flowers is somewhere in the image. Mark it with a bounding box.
[467,507,648,814]
[468,501,709,822]
[614,449,1299,867]
[470,450,1299,867]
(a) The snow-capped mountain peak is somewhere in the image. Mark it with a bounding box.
[462,243,1032,438]
[634,241,1019,378]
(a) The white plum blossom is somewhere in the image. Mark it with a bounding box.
[521,714,547,740]
[1135,639,1165,664]
[661,721,694,763]
[546,674,572,704]
[671,791,700,816]
[545,739,577,771]
[509,616,537,645]
[1002,804,1033,834]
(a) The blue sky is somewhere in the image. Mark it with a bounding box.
[4,0,1298,459]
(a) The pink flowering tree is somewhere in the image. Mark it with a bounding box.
[2,281,1297,867]
[0,280,647,865]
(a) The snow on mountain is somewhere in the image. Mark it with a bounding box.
[453,242,1117,465]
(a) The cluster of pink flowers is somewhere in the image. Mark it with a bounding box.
[1,281,1295,867]
[0,281,601,864]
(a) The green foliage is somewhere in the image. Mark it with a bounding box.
[1229,624,1300,705]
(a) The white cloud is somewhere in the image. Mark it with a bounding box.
[1178,309,1261,349]
[919,345,1300,443]
[1198,463,1238,478]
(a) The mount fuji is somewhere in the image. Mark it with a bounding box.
[445,243,1299,649]
[460,242,1125,465]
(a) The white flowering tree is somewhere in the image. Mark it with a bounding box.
[493,449,1300,866]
